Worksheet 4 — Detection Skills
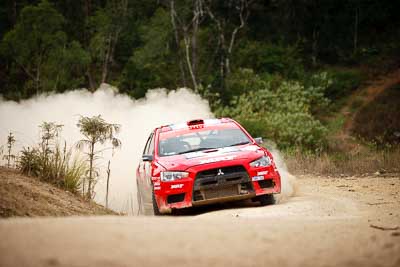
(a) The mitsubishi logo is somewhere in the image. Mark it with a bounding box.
[217,169,224,176]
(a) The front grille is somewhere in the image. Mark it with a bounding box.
[193,165,253,202]
[197,165,247,178]
[167,193,185,204]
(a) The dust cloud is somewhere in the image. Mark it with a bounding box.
[0,84,212,213]
[269,145,298,202]
[0,85,296,213]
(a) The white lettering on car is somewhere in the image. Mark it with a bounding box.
[171,184,184,189]
[199,155,236,164]
[257,171,268,176]
[154,186,161,190]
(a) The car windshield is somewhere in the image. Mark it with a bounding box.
[158,128,251,157]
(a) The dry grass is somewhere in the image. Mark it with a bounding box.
[285,147,400,176]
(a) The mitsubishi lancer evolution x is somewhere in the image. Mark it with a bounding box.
[136,118,281,215]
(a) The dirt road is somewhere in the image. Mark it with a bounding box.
[1,175,399,267]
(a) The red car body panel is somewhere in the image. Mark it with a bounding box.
[136,118,281,214]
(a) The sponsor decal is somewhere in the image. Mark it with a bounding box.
[185,147,239,159]
[199,155,236,164]
[257,171,269,176]
[154,181,160,186]
[252,175,264,181]
[189,124,204,130]
[242,145,259,151]
[171,184,184,189]
[154,186,161,190]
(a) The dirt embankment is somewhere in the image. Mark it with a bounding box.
[0,167,116,217]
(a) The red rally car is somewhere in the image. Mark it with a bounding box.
[136,118,281,215]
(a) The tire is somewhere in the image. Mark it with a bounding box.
[152,189,162,216]
[258,194,276,206]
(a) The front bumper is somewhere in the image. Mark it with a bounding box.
[154,163,281,213]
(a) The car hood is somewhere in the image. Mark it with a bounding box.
[157,144,265,171]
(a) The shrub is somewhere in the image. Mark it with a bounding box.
[235,41,304,79]
[216,69,330,150]
[352,84,400,146]
[285,146,400,176]
[19,144,87,194]
[324,68,363,101]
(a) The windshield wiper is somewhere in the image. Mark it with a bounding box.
[177,147,215,155]
[228,141,250,147]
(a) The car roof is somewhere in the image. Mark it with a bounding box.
[157,118,240,139]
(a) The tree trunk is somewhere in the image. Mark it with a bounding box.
[353,5,359,54]
[7,146,11,168]
[35,66,40,95]
[87,140,95,199]
[87,67,96,91]
[101,34,112,84]
[205,0,251,86]
[183,34,198,91]
[311,27,319,67]
[106,160,111,209]
[191,14,199,79]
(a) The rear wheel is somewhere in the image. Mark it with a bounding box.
[152,189,162,215]
[258,194,275,206]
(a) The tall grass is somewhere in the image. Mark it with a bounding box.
[19,143,87,193]
[285,147,400,176]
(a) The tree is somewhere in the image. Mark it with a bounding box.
[77,115,121,199]
[39,122,63,167]
[0,0,89,96]
[169,0,205,91]
[204,0,253,86]
[86,0,128,90]
[3,132,16,168]
[1,0,66,95]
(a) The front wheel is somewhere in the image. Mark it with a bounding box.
[258,194,275,206]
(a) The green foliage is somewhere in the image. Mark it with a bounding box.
[77,115,121,148]
[19,144,87,193]
[118,8,177,98]
[0,0,89,96]
[19,147,41,176]
[216,69,330,150]
[18,121,87,193]
[236,42,304,79]
[225,68,268,96]
[0,0,399,152]
[324,69,363,101]
[42,41,90,92]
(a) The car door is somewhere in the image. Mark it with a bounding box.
[141,131,155,203]
[137,133,152,199]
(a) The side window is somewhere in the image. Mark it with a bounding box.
[143,133,152,155]
[147,133,155,155]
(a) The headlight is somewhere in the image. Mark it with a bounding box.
[160,171,189,182]
[250,155,272,168]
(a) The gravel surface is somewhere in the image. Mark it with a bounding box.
[0,175,399,267]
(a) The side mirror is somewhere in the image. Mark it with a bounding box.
[254,137,263,145]
[142,154,153,162]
